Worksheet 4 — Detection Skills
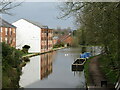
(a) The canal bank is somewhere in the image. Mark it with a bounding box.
[84,56,106,87]
[19,46,103,88]
[84,55,117,89]
[22,47,65,59]
[20,47,66,68]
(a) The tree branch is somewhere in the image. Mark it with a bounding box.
[0,0,23,15]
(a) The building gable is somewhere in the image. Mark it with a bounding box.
[13,19,48,29]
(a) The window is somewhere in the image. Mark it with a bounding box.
[13,29,16,33]
[9,28,12,35]
[12,29,15,34]
[5,37,7,43]
[5,28,8,35]
[1,27,3,32]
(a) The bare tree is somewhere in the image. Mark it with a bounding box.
[0,0,23,15]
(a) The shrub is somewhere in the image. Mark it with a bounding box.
[53,43,64,48]
[22,45,30,53]
[1,42,23,88]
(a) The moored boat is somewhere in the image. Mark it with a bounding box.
[72,58,86,71]
[80,52,91,59]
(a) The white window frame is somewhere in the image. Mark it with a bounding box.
[1,27,3,33]
[5,28,8,35]
[13,29,15,33]
[5,37,7,43]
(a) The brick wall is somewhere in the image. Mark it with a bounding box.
[41,28,53,53]
[63,36,73,46]
[0,27,16,47]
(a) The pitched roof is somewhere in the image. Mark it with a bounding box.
[0,17,16,28]
[22,19,48,29]
[59,33,72,42]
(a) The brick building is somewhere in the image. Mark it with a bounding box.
[41,28,53,53]
[0,18,16,47]
[58,33,73,46]
[12,19,53,53]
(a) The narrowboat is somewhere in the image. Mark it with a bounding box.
[72,58,86,71]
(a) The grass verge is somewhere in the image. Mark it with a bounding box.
[84,55,100,86]
[84,58,90,86]
[84,56,96,86]
[98,55,119,85]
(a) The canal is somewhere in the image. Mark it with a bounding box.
[19,47,101,88]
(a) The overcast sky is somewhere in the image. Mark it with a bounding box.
[2,2,76,30]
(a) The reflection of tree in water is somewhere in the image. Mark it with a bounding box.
[73,71,86,88]
[40,51,56,80]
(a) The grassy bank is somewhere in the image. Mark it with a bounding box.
[84,58,90,86]
[84,56,95,86]
[22,46,65,59]
[98,55,119,85]
[84,54,119,87]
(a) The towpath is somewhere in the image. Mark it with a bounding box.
[88,56,106,86]
[87,56,115,90]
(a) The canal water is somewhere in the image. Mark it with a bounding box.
[19,47,102,88]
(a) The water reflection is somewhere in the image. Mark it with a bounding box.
[19,51,56,87]
[20,47,102,88]
[40,52,55,80]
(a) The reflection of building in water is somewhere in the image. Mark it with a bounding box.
[40,52,56,80]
